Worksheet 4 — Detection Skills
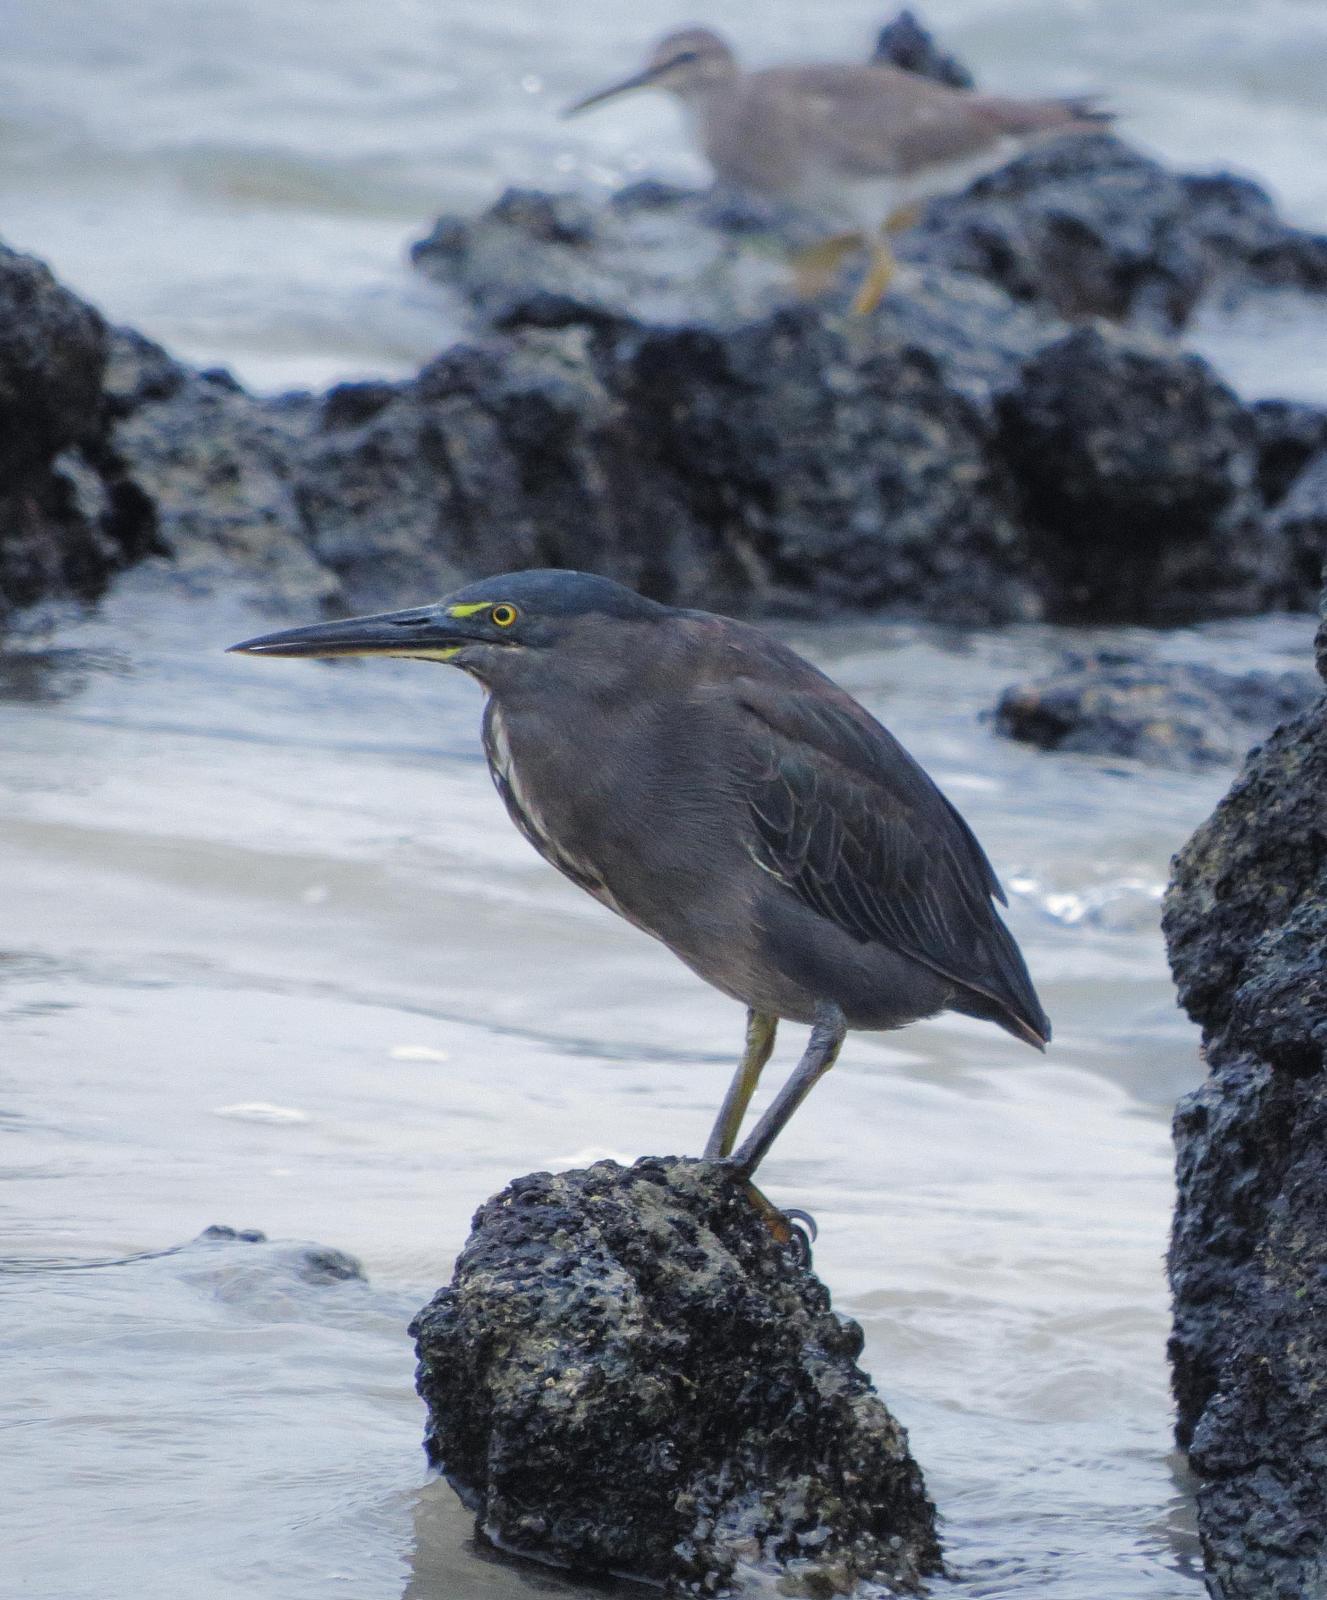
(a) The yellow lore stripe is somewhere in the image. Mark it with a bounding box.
[446,601,493,618]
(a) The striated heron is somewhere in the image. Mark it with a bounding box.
[230,570,1049,1181]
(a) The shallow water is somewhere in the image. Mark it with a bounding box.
[1,0,1325,395]
[4,572,1314,1597]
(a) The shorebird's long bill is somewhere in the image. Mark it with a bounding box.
[563,67,659,117]
[226,604,469,661]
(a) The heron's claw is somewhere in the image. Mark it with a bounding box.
[719,1172,818,1269]
[779,1207,817,1268]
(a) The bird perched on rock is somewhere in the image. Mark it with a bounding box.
[230,570,1049,1183]
[566,27,1108,311]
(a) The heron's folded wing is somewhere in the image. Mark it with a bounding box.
[736,681,1049,1040]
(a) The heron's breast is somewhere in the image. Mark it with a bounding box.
[483,703,636,920]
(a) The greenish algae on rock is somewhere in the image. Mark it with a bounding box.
[410,1157,941,1597]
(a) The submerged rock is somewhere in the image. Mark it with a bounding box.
[1164,581,1327,1597]
[410,1157,940,1596]
[992,652,1320,767]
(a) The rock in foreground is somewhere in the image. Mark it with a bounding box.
[1164,585,1327,1597]
[410,1157,940,1596]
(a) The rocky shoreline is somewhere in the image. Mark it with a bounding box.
[1163,585,1327,1598]
[3,105,1326,636]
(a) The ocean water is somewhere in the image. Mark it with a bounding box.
[2,4,1324,1597]
[6,578,1314,1598]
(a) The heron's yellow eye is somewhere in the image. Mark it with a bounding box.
[491,604,519,628]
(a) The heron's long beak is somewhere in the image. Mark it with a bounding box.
[227,603,475,662]
[562,67,660,117]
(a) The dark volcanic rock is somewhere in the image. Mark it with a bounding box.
[992,651,1320,767]
[616,306,1038,619]
[873,8,975,88]
[1249,398,1327,507]
[1164,589,1327,1597]
[1265,452,1327,610]
[296,305,1042,622]
[0,245,153,623]
[104,341,337,609]
[908,133,1327,329]
[410,1157,941,1596]
[995,325,1291,621]
[0,245,106,478]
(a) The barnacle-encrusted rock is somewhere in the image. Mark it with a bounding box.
[410,1157,941,1596]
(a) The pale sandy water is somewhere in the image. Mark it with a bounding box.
[4,568,1316,1598]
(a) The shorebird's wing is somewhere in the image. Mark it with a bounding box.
[759,64,1096,179]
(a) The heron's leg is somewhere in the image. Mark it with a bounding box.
[726,1004,847,1178]
[703,1009,778,1160]
[849,232,898,315]
[789,231,865,299]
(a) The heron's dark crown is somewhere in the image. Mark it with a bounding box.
[443,569,669,624]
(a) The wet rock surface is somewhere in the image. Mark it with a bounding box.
[994,325,1297,621]
[1164,583,1327,1597]
[872,8,975,88]
[3,12,1327,633]
[409,1157,941,1596]
[0,245,154,624]
[992,651,1320,767]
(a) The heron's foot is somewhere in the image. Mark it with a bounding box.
[789,232,864,300]
[720,1170,818,1268]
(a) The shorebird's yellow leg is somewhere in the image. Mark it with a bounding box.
[885,203,922,234]
[849,232,898,315]
[789,231,864,299]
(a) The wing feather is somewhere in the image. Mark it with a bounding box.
[737,680,1049,1044]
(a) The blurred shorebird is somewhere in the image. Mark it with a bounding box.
[230,570,1049,1211]
[566,27,1108,311]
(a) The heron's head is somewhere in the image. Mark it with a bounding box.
[227,569,670,695]
[564,29,737,116]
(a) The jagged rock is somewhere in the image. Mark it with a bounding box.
[995,324,1291,621]
[410,1157,940,1596]
[1264,452,1327,608]
[0,245,148,623]
[908,133,1327,329]
[1177,171,1327,299]
[992,651,1320,766]
[1249,398,1327,506]
[411,182,796,333]
[296,305,1041,622]
[103,340,338,610]
[1164,583,1327,1597]
[420,128,1327,343]
[0,243,107,480]
[872,9,975,88]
